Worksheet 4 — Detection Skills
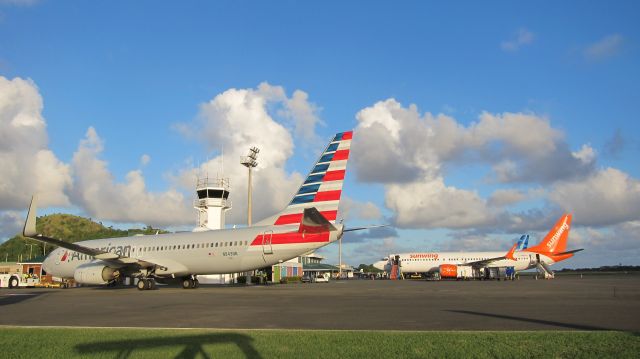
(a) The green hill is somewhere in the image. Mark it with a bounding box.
[0,214,167,263]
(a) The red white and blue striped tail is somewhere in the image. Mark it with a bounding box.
[258,131,353,227]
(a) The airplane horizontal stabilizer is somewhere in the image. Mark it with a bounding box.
[299,207,337,234]
[553,249,584,256]
[344,224,388,233]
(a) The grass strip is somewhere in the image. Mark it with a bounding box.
[0,327,638,358]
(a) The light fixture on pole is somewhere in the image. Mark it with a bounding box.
[240,146,260,226]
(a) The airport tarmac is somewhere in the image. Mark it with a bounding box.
[1,274,638,331]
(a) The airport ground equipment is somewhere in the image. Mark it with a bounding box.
[0,273,39,288]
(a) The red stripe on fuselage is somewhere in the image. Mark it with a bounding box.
[274,210,337,225]
[314,190,341,202]
[323,170,345,182]
[251,231,330,246]
[332,149,349,161]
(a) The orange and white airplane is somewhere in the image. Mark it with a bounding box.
[374,214,583,278]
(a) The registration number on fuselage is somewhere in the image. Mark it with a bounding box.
[222,251,238,257]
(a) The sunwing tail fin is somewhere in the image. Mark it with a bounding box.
[530,214,572,254]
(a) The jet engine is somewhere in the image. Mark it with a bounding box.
[73,262,119,285]
[439,264,457,278]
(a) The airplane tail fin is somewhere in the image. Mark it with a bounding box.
[256,131,353,227]
[516,234,529,251]
[530,214,572,254]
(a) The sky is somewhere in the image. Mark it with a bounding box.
[0,1,639,268]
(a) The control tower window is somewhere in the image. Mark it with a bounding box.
[198,189,230,199]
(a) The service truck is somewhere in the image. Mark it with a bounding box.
[0,273,39,288]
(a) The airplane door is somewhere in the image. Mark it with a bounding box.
[262,230,273,256]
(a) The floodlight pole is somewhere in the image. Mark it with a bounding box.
[339,237,342,279]
[247,165,253,226]
[241,146,260,226]
[241,146,260,286]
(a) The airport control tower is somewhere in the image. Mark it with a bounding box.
[193,176,232,231]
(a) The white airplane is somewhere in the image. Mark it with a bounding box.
[373,214,583,278]
[23,131,358,290]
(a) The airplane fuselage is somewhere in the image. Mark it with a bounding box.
[43,223,342,280]
[376,251,557,273]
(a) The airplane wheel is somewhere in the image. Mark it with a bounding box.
[182,278,193,289]
[137,279,147,291]
[147,279,156,290]
[192,279,199,289]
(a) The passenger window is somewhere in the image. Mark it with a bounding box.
[215,243,218,247]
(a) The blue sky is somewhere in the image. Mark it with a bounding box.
[1,1,639,268]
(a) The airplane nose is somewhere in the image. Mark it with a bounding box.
[42,252,54,273]
[373,261,387,271]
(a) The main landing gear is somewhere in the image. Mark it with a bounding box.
[136,278,157,291]
[182,277,199,289]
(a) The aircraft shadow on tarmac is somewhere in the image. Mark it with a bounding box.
[445,310,611,331]
[0,292,47,307]
[74,333,262,359]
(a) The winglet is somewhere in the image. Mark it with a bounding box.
[23,195,38,238]
[505,242,517,261]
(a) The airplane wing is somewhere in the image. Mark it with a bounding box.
[22,196,159,268]
[464,243,518,268]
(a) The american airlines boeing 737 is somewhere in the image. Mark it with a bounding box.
[374,214,582,278]
[23,131,357,290]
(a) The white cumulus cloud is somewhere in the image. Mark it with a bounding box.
[350,98,605,231]
[487,189,528,208]
[338,196,382,222]
[386,177,495,229]
[549,168,640,226]
[0,76,71,210]
[173,83,323,225]
[70,127,194,227]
